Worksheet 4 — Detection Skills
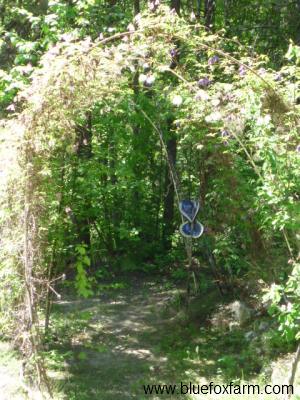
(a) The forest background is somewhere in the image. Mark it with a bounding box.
[0,0,300,399]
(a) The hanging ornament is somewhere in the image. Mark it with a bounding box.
[179,199,200,222]
[180,221,204,238]
[179,199,204,239]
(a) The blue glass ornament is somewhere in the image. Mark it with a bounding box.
[179,199,200,222]
[180,221,204,238]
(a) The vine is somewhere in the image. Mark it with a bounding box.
[0,4,299,393]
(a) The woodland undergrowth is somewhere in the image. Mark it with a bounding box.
[0,5,299,395]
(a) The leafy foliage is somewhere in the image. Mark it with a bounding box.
[0,1,299,393]
[75,244,93,298]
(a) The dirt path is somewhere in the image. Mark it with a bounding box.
[50,277,195,399]
[3,275,298,399]
[0,342,24,400]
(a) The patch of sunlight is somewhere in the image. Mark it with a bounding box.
[186,358,216,367]
[108,300,127,305]
[0,342,24,400]
[121,319,145,329]
[89,321,104,329]
[0,342,65,400]
[122,348,152,359]
[0,370,24,400]
[47,369,72,380]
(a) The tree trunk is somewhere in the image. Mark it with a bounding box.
[38,0,48,14]
[204,0,215,29]
[132,0,141,227]
[286,344,300,399]
[75,113,93,249]
[196,0,202,18]
[162,133,177,250]
[171,0,181,15]
[297,0,300,45]
[134,0,140,15]
[162,0,181,250]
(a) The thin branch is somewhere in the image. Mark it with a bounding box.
[140,108,182,207]
[196,41,277,95]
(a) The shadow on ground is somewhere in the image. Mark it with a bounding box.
[46,275,296,400]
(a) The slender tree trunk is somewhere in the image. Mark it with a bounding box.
[75,112,93,249]
[100,133,115,257]
[196,0,202,18]
[171,0,181,14]
[38,0,48,14]
[204,0,215,29]
[297,0,300,44]
[224,0,229,28]
[286,344,300,399]
[162,0,181,250]
[162,132,177,249]
[131,0,141,229]
[155,144,164,238]
[134,0,140,14]
[108,134,120,253]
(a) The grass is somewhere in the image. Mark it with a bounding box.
[38,275,300,399]
[0,341,25,400]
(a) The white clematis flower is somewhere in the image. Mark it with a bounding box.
[172,95,183,107]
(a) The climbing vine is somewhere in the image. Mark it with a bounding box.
[0,5,299,393]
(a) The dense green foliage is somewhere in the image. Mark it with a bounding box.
[0,0,299,397]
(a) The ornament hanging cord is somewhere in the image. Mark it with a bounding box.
[140,109,197,294]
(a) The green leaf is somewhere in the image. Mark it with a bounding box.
[78,351,87,361]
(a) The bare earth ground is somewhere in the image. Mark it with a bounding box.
[1,275,299,399]
[0,342,24,400]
